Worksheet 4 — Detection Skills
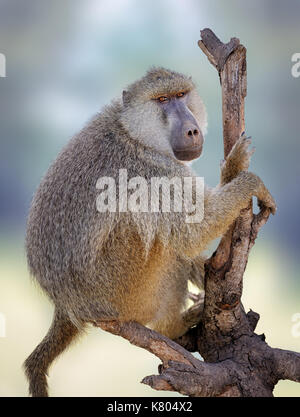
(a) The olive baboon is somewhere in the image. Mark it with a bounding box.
[24,67,276,396]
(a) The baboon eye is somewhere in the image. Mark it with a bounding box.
[157,96,169,103]
[176,92,185,98]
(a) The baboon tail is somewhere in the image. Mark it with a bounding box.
[24,308,82,397]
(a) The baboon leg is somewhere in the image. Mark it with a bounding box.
[24,308,82,397]
[151,313,190,340]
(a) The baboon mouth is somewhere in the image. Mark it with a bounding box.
[173,145,203,161]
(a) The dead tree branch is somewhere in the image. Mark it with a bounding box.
[96,29,300,397]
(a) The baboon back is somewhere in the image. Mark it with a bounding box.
[25,102,191,323]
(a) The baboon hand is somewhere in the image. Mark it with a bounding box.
[257,192,277,215]
[239,171,277,215]
[220,133,255,185]
[255,176,277,215]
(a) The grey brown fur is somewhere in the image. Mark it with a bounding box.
[24,67,276,396]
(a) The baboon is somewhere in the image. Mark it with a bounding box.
[24,67,276,396]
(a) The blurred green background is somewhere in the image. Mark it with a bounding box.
[0,0,299,397]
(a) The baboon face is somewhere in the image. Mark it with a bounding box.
[121,68,207,162]
[152,91,204,161]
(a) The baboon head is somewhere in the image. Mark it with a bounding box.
[120,67,207,162]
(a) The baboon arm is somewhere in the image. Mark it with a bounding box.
[197,182,250,246]
[179,172,275,256]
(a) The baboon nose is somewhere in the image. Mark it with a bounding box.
[185,127,200,140]
[187,128,199,138]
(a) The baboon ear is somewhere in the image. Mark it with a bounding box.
[122,90,131,106]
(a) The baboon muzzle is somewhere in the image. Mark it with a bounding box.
[167,97,204,161]
[173,121,204,161]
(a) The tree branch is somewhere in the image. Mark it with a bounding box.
[272,348,300,383]
[95,320,238,396]
[95,320,199,368]
[143,360,237,397]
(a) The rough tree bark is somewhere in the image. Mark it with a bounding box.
[95,29,300,397]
